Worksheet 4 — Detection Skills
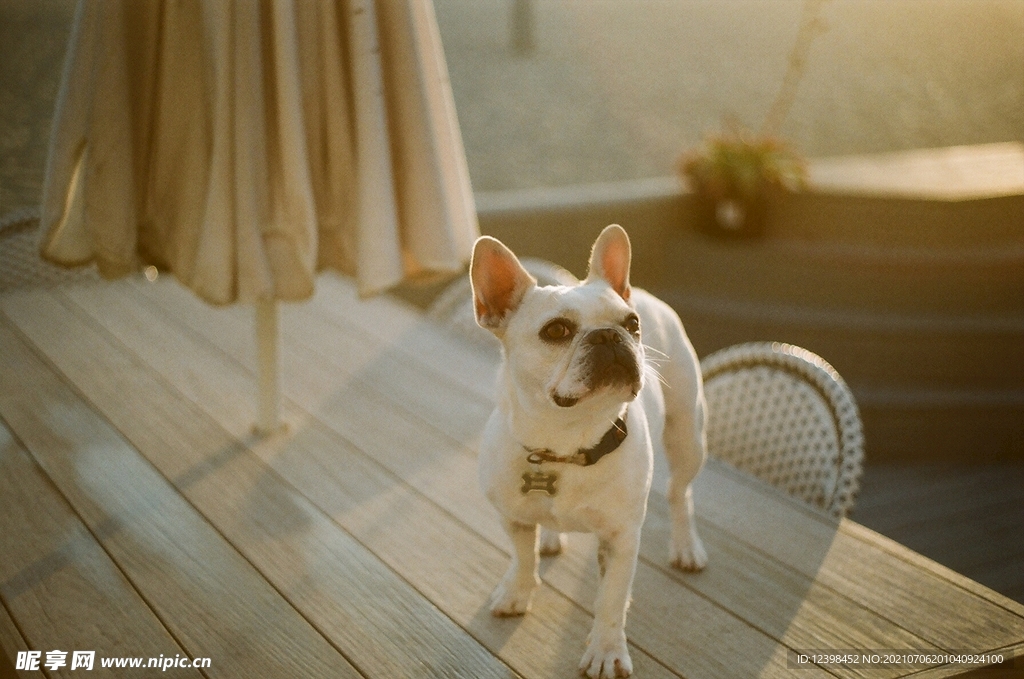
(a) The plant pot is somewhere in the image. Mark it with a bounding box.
[694,195,768,239]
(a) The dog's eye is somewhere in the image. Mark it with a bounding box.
[540,319,575,342]
[623,314,640,336]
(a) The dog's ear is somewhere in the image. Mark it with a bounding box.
[471,236,536,332]
[586,224,631,301]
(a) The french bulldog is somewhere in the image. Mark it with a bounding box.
[471,225,708,679]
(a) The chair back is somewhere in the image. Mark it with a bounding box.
[701,342,864,517]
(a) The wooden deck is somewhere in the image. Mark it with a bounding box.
[854,463,1024,606]
[1,275,1023,678]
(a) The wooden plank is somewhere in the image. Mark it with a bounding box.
[131,272,497,404]
[695,463,1024,640]
[0,600,29,679]
[297,380,936,675]
[294,387,930,679]
[129,275,496,446]
[0,312,353,679]
[132,274,953,674]
[909,640,1024,679]
[0,420,200,679]
[117,278,927,677]
[0,289,516,679]
[313,274,1024,626]
[1,417,208,679]
[59,283,698,678]
[25,288,685,677]
[305,273,500,398]
[253,416,685,679]
[289,277,1024,617]
[311,288,1024,654]
[839,516,1024,615]
[300,273,499,398]
[280,278,1024,647]
[108,276,1024,667]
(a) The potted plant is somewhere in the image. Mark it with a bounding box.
[677,130,806,238]
[679,0,831,237]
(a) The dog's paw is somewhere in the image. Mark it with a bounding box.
[669,533,708,572]
[579,630,632,678]
[489,576,537,617]
[538,528,566,556]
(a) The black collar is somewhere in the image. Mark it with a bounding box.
[524,411,628,467]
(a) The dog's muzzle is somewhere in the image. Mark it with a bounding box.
[583,328,641,392]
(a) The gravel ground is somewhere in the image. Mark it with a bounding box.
[2,0,1022,210]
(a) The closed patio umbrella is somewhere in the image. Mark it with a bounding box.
[38,0,478,432]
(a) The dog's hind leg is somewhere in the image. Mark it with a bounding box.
[538,526,565,556]
[656,321,709,572]
[662,394,709,571]
[666,474,707,571]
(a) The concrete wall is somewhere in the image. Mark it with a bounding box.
[472,164,1024,463]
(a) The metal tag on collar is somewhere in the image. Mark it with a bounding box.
[521,469,558,495]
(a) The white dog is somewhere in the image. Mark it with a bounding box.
[471,225,708,679]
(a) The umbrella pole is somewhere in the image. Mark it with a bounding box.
[255,298,280,434]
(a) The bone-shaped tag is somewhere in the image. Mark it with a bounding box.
[521,470,558,496]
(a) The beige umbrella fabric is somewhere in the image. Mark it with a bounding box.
[39,0,478,430]
[40,0,478,303]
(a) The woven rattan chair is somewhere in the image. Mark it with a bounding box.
[700,342,864,517]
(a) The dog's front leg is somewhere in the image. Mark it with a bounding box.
[490,520,539,616]
[580,531,639,678]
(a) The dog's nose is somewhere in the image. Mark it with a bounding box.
[587,328,621,345]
